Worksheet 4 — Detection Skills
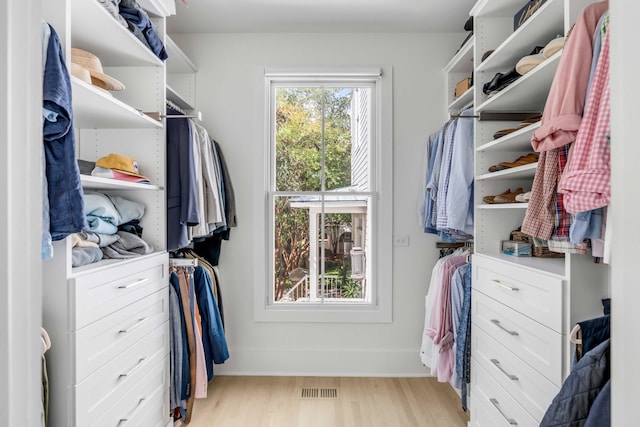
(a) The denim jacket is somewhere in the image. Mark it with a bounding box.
[43,25,87,240]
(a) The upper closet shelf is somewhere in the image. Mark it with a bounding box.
[449,87,474,113]
[166,36,198,74]
[444,35,474,73]
[72,77,163,129]
[138,0,175,17]
[477,122,541,152]
[81,175,161,191]
[472,0,542,18]
[476,50,561,113]
[71,0,163,67]
[476,0,563,72]
[166,85,196,111]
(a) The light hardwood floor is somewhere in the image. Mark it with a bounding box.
[185,376,470,427]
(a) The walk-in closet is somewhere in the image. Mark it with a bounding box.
[1,0,636,426]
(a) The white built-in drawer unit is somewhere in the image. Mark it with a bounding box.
[43,253,170,427]
[472,324,559,421]
[72,252,167,329]
[74,286,169,382]
[472,289,563,386]
[473,255,563,331]
[75,322,169,426]
[90,355,170,427]
[471,359,539,427]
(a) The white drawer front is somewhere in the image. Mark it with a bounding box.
[72,253,168,330]
[76,322,169,426]
[75,288,168,382]
[470,385,506,427]
[472,324,559,421]
[473,256,563,332]
[471,358,539,427]
[472,290,563,386]
[91,355,169,427]
[129,386,170,427]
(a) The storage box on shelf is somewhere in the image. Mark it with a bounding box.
[42,1,171,426]
[467,0,610,425]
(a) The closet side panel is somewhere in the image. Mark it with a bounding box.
[0,1,45,425]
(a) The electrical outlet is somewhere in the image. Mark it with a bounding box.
[394,235,410,247]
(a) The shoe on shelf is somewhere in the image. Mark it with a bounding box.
[515,46,546,75]
[493,188,524,204]
[517,114,542,129]
[488,153,538,172]
[543,36,565,58]
[482,188,512,204]
[497,152,539,169]
[493,128,519,140]
[515,191,532,203]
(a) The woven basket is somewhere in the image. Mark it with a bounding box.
[510,230,565,258]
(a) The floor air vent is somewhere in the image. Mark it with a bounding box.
[301,388,338,398]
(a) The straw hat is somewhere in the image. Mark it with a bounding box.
[70,63,112,96]
[71,48,125,91]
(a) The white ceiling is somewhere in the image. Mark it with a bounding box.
[166,0,476,34]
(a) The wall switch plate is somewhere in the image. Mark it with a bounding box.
[394,235,410,247]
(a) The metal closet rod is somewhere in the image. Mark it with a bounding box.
[450,111,542,121]
[143,110,203,121]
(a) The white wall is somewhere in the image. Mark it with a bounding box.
[610,1,639,425]
[171,32,462,375]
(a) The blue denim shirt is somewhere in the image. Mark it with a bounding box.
[43,25,87,240]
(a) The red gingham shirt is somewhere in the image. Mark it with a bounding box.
[559,32,611,213]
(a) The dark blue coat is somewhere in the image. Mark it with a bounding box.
[166,108,199,251]
[194,266,229,380]
[541,339,610,426]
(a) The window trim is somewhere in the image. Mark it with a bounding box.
[253,67,393,323]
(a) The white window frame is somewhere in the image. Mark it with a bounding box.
[253,67,393,323]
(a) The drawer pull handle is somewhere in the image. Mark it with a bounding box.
[490,358,519,381]
[491,280,519,292]
[118,278,149,289]
[117,397,146,425]
[119,357,147,379]
[119,317,149,334]
[491,319,519,336]
[490,398,518,425]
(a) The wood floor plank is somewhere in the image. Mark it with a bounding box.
[186,376,470,427]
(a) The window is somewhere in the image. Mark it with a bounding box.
[255,69,393,323]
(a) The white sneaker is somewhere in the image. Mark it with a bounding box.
[515,191,531,203]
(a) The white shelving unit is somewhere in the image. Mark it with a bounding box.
[80,175,161,191]
[467,1,610,426]
[445,34,474,114]
[72,77,163,129]
[165,35,198,111]
[476,50,562,112]
[42,1,172,426]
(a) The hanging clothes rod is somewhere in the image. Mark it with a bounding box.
[450,114,480,119]
[169,258,199,267]
[163,112,202,120]
[143,110,203,121]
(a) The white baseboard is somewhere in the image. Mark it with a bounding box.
[213,347,432,377]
